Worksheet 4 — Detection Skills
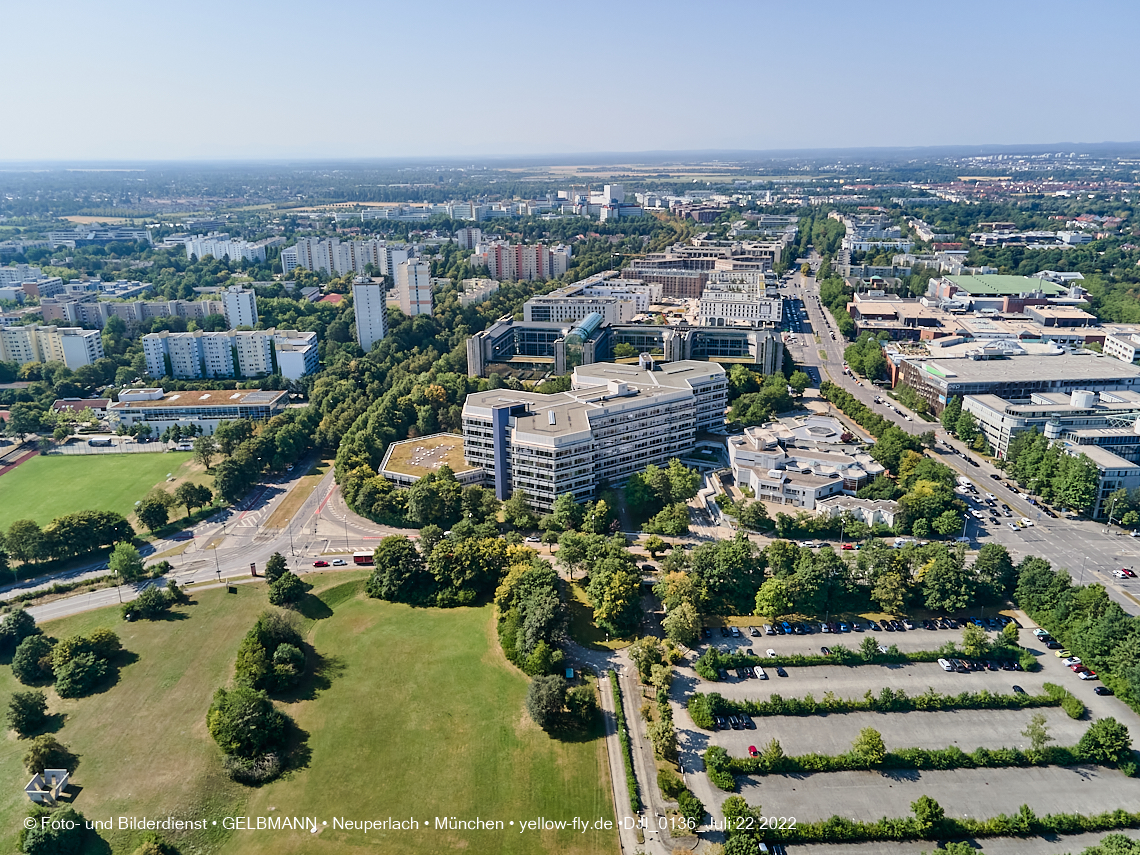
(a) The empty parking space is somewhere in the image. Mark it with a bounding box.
[710,707,1088,757]
[735,765,1140,825]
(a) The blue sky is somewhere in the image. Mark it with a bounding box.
[2,0,1138,161]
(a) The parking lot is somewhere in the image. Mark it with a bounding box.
[674,610,1140,836]
[735,765,1140,825]
[711,706,1089,757]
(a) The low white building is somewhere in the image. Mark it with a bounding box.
[108,387,291,435]
[816,496,899,528]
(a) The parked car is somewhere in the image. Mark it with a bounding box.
[841,543,855,550]
[1055,649,1072,658]
[730,626,741,638]
[1078,670,1098,681]
[781,621,793,634]
[718,669,729,680]
[1047,641,1063,650]
[750,626,761,637]
[867,620,881,631]
[720,627,731,637]
[851,622,864,632]
[1012,685,1026,694]
[775,666,788,677]
[524,535,541,543]
[1094,686,1114,696]
[821,647,831,656]
[748,745,760,757]
[755,667,767,680]
[331,558,347,566]
[938,658,953,672]
[766,648,777,657]
[1062,657,1082,667]
[702,628,713,640]
[838,622,850,632]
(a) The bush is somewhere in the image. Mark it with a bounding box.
[658,767,685,800]
[129,832,177,855]
[7,691,48,737]
[22,734,73,774]
[264,552,288,583]
[268,571,305,606]
[677,788,705,826]
[86,628,121,659]
[234,611,305,693]
[206,686,287,760]
[12,635,54,685]
[1078,718,1132,765]
[1061,696,1086,720]
[525,675,567,730]
[19,805,87,855]
[0,608,40,654]
[704,745,736,790]
[1020,650,1041,671]
[222,752,283,784]
[54,652,108,698]
[610,673,641,813]
[687,693,715,729]
[122,584,173,621]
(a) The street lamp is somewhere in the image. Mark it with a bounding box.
[1106,493,1121,530]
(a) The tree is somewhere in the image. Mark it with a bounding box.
[7,690,48,737]
[109,541,144,583]
[974,543,1015,601]
[1001,620,1021,646]
[367,535,436,605]
[628,636,666,682]
[54,652,107,698]
[0,608,40,654]
[22,734,73,774]
[20,805,88,855]
[955,410,978,443]
[136,495,170,532]
[264,552,288,583]
[503,489,538,530]
[921,548,973,612]
[932,510,963,537]
[860,635,880,660]
[789,369,811,395]
[525,675,567,731]
[173,482,213,517]
[193,435,219,470]
[12,635,54,685]
[643,502,690,536]
[268,572,305,607]
[589,564,642,636]
[960,623,991,658]
[850,727,886,767]
[125,585,173,620]
[753,577,790,619]
[1021,712,1053,756]
[1077,717,1132,764]
[6,519,44,564]
[565,684,598,727]
[644,535,668,559]
[940,395,962,433]
[207,686,288,758]
[662,600,701,647]
[872,570,909,615]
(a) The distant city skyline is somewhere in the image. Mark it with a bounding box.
[3,0,1139,161]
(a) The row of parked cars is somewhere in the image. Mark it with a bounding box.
[713,713,756,731]
[938,657,1024,673]
[703,616,1018,644]
[1036,628,1101,682]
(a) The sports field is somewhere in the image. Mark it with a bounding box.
[0,452,194,529]
[0,573,617,855]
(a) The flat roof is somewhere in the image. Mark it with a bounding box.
[380,433,477,478]
[108,389,289,409]
[914,353,1140,385]
[944,274,1065,296]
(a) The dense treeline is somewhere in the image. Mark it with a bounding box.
[1000,427,1101,514]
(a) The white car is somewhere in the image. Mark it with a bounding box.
[524,535,541,543]
[1008,522,1019,531]
[1033,628,1048,637]
[938,658,953,672]
[766,648,777,657]
[1078,670,1098,681]
[1112,569,1128,579]
[331,558,347,566]
[1062,657,1082,667]
[1021,518,1034,527]
[755,667,768,680]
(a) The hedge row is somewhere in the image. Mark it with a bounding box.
[694,642,1021,680]
[609,672,641,814]
[726,742,1085,779]
[690,685,1064,722]
[767,805,1140,845]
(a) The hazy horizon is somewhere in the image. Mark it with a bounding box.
[3,0,1139,161]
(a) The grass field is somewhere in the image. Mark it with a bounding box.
[0,452,194,529]
[0,573,616,855]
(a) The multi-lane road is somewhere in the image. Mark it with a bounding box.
[785,263,1140,615]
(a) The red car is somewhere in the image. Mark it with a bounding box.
[313,559,329,567]
[842,543,855,550]
[1121,568,1137,578]
[748,745,759,757]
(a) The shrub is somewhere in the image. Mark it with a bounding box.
[11,635,54,685]
[704,745,736,790]
[565,684,599,728]
[1061,696,1086,719]
[206,686,287,759]
[234,611,305,692]
[222,752,283,784]
[0,608,40,654]
[54,652,107,698]
[677,789,705,826]
[688,693,715,729]
[611,673,640,813]
[658,767,685,800]
[264,552,288,583]
[129,832,177,855]
[123,585,173,621]
[1020,650,1041,671]
[19,805,87,855]
[268,571,305,606]
[1078,718,1132,765]
[86,628,122,659]
[7,691,48,737]
[525,675,567,730]
[22,734,73,774]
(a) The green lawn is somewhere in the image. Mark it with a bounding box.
[0,573,617,855]
[0,452,194,529]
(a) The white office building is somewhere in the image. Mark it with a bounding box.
[461,359,726,510]
[396,259,433,316]
[698,270,783,328]
[221,285,258,328]
[455,227,482,250]
[353,277,387,353]
[0,265,43,286]
[141,328,318,380]
[108,387,290,435]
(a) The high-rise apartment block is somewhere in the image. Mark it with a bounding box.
[185,233,269,264]
[396,260,433,316]
[455,227,482,250]
[352,277,388,354]
[281,238,410,279]
[472,241,571,281]
[141,328,318,380]
[221,285,258,328]
[0,324,105,369]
